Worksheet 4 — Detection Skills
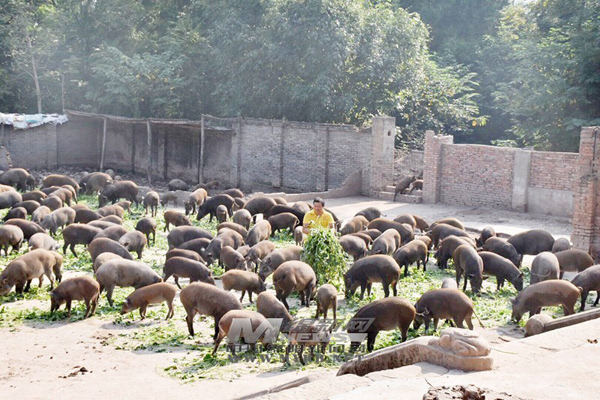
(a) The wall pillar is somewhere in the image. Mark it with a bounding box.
[512,149,532,212]
[422,130,453,203]
[364,116,395,195]
[572,126,600,250]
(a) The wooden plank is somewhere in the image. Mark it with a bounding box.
[146,120,152,185]
[99,117,107,170]
[199,114,205,184]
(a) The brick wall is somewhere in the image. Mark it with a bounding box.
[529,151,579,192]
[572,127,600,250]
[423,131,580,216]
[235,118,373,193]
[440,144,516,208]
[1,113,388,195]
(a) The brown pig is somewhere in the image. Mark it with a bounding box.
[344,255,400,299]
[414,288,482,332]
[273,261,317,309]
[245,240,277,272]
[315,284,337,321]
[119,231,147,259]
[95,259,162,306]
[135,217,157,245]
[88,237,134,263]
[180,282,243,338]
[164,210,191,232]
[29,232,59,251]
[393,239,428,275]
[453,244,484,293]
[0,249,63,295]
[162,257,214,289]
[256,291,293,333]
[50,276,100,318]
[220,246,247,271]
[221,269,266,303]
[511,280,581,322]
[216,204,229,224]
[62,224,102,257]
[120,282,177,319]
[348,297,415,351]
[258,245,303,281]
[213,310,276,355]
[0,224,24,255]
[143,191,159,217]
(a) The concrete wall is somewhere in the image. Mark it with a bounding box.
[0,114,101,169]
[423,131,579,217]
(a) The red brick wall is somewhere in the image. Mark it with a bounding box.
[529,152,579,192]
[439,144,516,208]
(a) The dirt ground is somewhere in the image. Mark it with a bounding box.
[0,195,574,399]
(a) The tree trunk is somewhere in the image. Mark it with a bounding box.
[25,28,42,114]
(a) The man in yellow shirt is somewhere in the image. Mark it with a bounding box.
[302,197,335,235]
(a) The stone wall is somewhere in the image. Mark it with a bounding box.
[422,130,580,217]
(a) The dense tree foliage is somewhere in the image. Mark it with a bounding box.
[0,0,598,151]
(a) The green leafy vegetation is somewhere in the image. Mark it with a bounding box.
[301,229,347,290]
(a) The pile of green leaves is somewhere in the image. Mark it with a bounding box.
[301,228,347,289]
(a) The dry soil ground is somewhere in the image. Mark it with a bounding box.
[0,195,576,399]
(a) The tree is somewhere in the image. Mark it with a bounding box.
[489,1,600,151]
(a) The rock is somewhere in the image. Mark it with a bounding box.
[525,314,554,337]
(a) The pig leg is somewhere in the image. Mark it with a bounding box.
[152,230,156,245]
[70,244,78,258]
[174,276,182,290]
[213,317,221,341]
[90,295,98,317]
[305,286,313,307]
[166,300,174,319]
[359,282,367,300]
[140,304,147,319]
[433,318,440,331]
[106,285,115,307]
[580,290,589,311]
[84,299,91,318]
[186,311,196,336]
[392,280,398,296]
[315,300,320,319]
[239,290,246,303]
[463,274,468,292]
[248,291,253,303]
[594,292,600,307]
[298,345,306,365]
[66,300,72,317]
[367,331,378,352]
[25,279,32,292]
[563,303,575,316]
[464,315,473,330]
[333,304,336,323]
[382,283,389,298]
[323,307,328,321]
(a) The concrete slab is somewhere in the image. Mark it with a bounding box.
[325,196,571,238]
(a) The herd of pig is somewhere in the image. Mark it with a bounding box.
[0,167,599,362]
